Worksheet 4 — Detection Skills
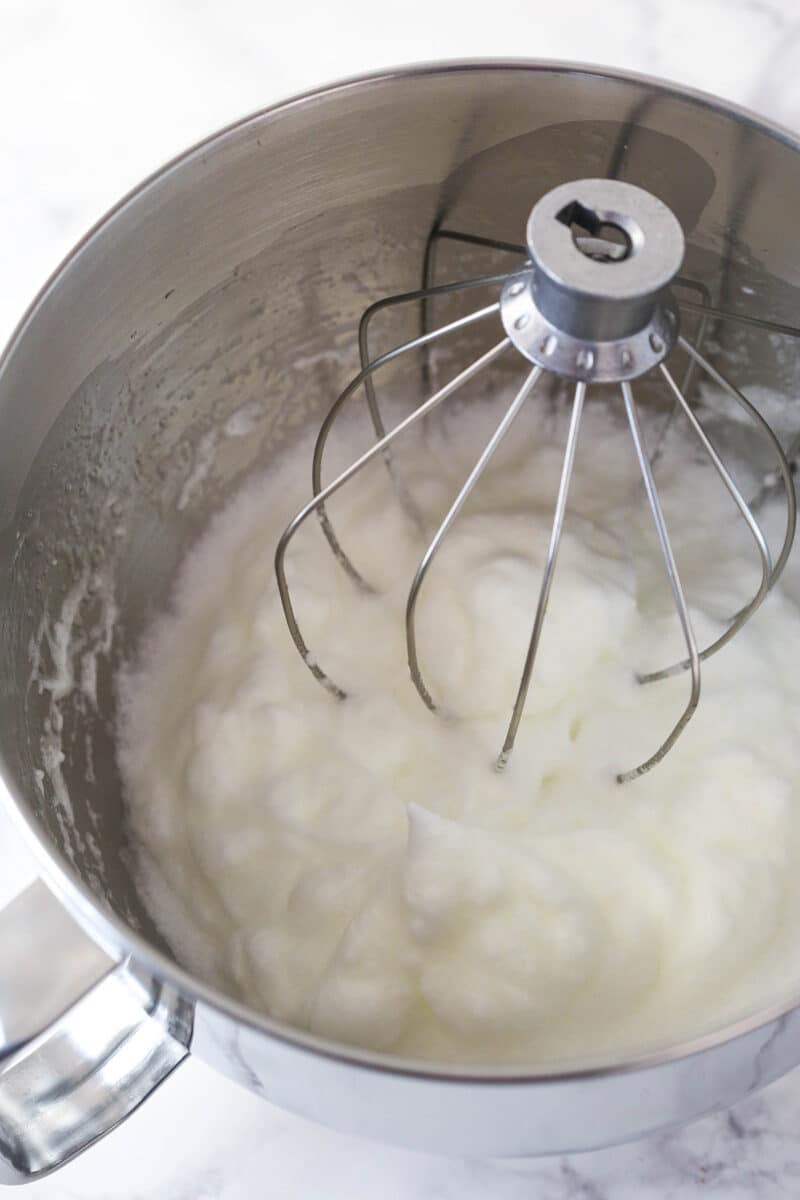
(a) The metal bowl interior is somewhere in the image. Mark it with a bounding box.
[2,60,800,1082]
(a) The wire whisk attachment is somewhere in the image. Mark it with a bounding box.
[275,178,798,782]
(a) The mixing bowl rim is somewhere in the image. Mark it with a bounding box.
[2,56,800,1084]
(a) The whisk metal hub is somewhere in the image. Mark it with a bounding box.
[501,179,684,382]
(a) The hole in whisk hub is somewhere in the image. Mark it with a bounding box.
[556,199,637,263]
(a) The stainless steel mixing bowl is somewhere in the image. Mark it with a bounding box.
[2,60,800,1184]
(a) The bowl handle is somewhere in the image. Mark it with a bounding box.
[0,880,191,1184]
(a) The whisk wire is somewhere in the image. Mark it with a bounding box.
[425,228,528,259]
[357,273,515,529]
[677,299,800,341]
[406,364,544,714]
[618,382,701,783]
[311,301,504,591]
[275,336,512,698]
[649,279,713,468]
[679,337,797,586]
[498,380,587,770]
[639,362,773,684]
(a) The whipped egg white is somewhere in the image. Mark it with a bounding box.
[117,383,800,1064]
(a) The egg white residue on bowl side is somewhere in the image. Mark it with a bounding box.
[28,562,119,885]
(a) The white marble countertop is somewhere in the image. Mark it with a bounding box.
[3,0,800,1195]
